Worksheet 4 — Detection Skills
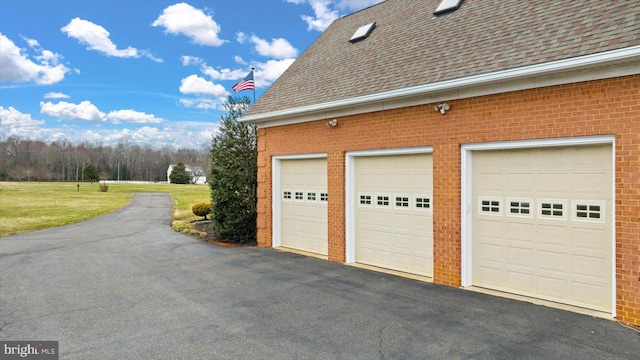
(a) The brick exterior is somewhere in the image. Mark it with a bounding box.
[255,75,640,326]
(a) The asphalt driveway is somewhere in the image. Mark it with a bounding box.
[1,193,638,359]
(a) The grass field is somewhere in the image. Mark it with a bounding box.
[0,182,210,237]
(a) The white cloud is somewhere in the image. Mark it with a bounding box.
[287,0,384,31]
[152,3,226,47]
[335,0,384,11]
[179,74,229,96]
[181,55,204,66]
[250,36,298,59]
[0,106,45,127]
[0,33,70,84]
[61,18,138,58]
[234,56,247,65]
[40,100,106,122]
[0,106,47,140]
[101,123,216,149]
[253,58,296,87]
[44,92,70,99]
[61,18,163,62]
[139,50,164,63]
[22,36,40,48]
[1,106,215,149]
[179,98,225,110]
[200,65,246,81]
[236,32,247,44]
[106,109,164,124]
[40,100,165,125]
[303,0,340,32]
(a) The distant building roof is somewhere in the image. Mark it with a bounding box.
[245,0,640,119]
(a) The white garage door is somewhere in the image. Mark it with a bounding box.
[472,144,613,312]
[354,153,433,276]
[280,158,328,255]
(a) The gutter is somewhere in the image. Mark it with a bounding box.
[240,45,640,124]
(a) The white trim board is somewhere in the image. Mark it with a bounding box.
[459,135,616,317]
[345,147,433,263]
[243,47,640,128]
[271,153,327,248]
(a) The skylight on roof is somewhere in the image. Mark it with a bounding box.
[433,0,464,16]
[349,22,376,43]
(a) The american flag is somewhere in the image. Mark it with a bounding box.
[232,70,255,93]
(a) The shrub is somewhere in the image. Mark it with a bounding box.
[98,183,109,192]
[192,202,211,220]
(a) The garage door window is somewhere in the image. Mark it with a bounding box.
[479,196,502,216]
[307,191,317,202]
[283,190,292,200]
[415,195,432,210]
[376,193,391,207]
[507,198,533,218]
[538,199,567,220]
[359,193,373,206]
[320,192,328,202]
[394,194,411,209]
[572,200,605,223]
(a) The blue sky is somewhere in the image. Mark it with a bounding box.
[0,0,383,149]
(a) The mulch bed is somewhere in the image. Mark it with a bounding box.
[191,220,257,247]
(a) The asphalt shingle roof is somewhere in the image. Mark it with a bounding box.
[247,0,639,117]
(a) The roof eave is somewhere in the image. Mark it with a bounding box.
[241,45,640,125]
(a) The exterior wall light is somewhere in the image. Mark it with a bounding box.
[327,119,338,127]
[434,103,450,115]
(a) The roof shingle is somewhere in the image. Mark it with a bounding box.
[247,0,640,117]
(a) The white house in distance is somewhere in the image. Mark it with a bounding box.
[166,164,207,185]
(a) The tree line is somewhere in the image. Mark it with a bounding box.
[0,136,210,182]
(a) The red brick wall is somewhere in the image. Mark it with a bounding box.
[255,75,640,326]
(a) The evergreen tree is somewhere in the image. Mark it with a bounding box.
[82,164,100,182]
[209,96,257,243]
[169,162,189,184]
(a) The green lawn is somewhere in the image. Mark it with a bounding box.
[0,182,210,237]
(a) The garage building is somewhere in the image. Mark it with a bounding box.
[241,0,640,326]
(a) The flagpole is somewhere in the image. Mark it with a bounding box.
[251,67,255,104]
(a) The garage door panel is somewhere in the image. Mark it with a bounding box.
[358,209,375,225]
[472,144,612,312]
[572,254,608,279]
[506,222,534,242]
[394,234,411,250]
[280,158,328,255]
[506,247,534,268]
[355,153,433,277]
[537,250,567,273]
[507,150,534,167]
[506,173,535,192]
[573,282,611,310]
[506,271,535,292]
[358,176,376,189]
[478,173,505,191]
[538,276,568,299]
[573,145,611,168]
[572,172,609,195]
[537,223,570,247]
[394,255,412,270]
[538,173,570,193]
[476,241,503,263]
[476,267,503,287]
[572,227,608,251]
[538,148,569,168]
[372,174,394,189]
